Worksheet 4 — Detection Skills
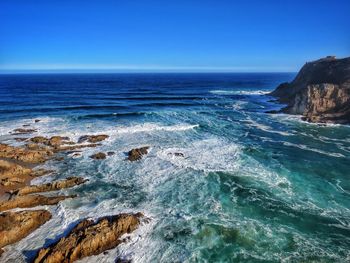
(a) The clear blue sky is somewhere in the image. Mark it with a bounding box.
[0,0,349,73]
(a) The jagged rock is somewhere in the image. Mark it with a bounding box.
[269,56,350,124]
[127,147,149,161]
[30,136,71,148]
[90,152,106,160]
[0,160,32,180]
[30,136,49,144]
[47,136,70,147]
[0,143,53,164]
[11,128,37,135]
[16,177,88,196]
[34,213,143,263]
[78,135,109,143]
[0,210,52,250]
[0,194,76,212]
[0,160,33,191]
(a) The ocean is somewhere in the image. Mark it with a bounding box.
[0,73,349,262]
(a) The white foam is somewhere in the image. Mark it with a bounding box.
[156,138,240,172]
[210,89,271,95]
[282,141,345,158]
[114,123,199,134]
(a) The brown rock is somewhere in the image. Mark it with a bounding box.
[47,136,70,147]
[0,210,52,250]
[0,160,33,192]
[56,143,101,152]
[16,177,88,196]
[0,160,32,179]
[0,194,76,212]
[270,56,350,124]
[90,152,106,160]
[78,135,109,143]
[0,143,53,164]
[30,136,49,144]
[34,213,143,263]
[127,147,149,161]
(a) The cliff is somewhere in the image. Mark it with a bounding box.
[269,56,350,124]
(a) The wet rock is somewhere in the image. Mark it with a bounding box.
[14,138,28,142]
[35,119,41,123]
[168,152,184,157]
[78,135,109,143]
[0,143,53,164]
[47,136,70,148]
[0,210,52,250]
[107,151,115,156]
[11,128,37,135]
[30,136,49,144]
[16,177,88,196]
[34,213,144,263]
[23,124,31,127]
[54,157,65,161]
[0,194,76,212]
[56,143,101,152]
[127,147,149,161]
[90,152,107,160]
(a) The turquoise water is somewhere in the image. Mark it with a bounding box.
[0,74,349,262]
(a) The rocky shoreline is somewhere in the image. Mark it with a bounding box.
[269,56,350,124]
[0,120,149,262]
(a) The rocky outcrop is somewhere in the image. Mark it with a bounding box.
[16,177,88,196]
[34,213,143,263]
[0,210,52,250]
[90,152,107,160]
[128,147,149,161]
[0,143,53,164]
[0,194,76,212]
[269,56,350,124]
[78,135,109,143]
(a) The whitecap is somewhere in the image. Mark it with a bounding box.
[210,89,271,95]
[114,123,199,134]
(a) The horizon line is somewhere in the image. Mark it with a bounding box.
[0,64,297,74]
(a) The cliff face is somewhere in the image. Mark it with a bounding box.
[270,56,350,124]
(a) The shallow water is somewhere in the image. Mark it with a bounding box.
[0,73,349,262]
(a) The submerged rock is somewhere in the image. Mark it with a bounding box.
[0,194,76,212]
[16,177,88,196]
[0,210,52,251]
[90,152,107,160]
[78,134,109,143]
[11,128,37,135]
[269,56,350,124]
[34,213,144,263]
[127,146,149,161]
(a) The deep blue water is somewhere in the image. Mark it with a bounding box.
[0,73,349,262]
